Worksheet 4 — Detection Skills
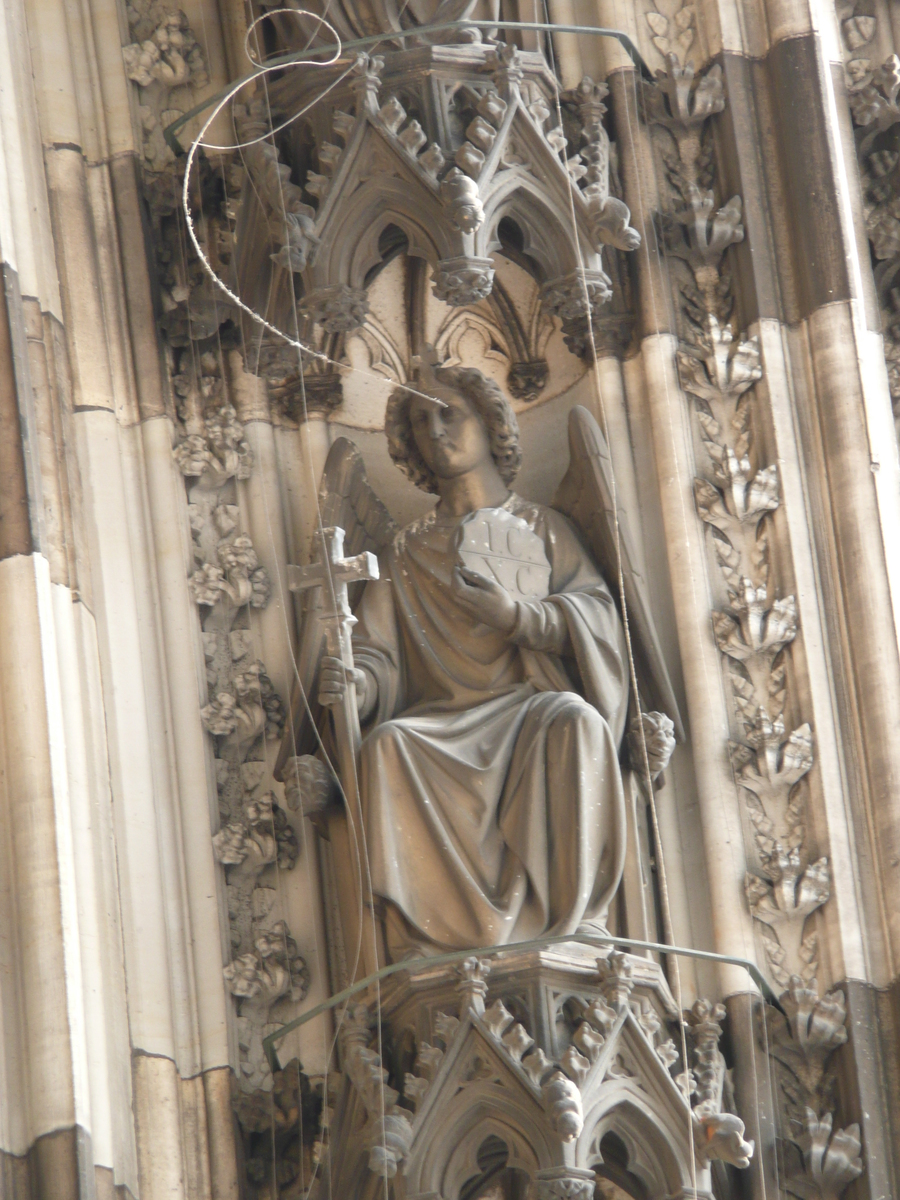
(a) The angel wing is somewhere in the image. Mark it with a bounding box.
[274,437,398,778]
[553,405,685,742]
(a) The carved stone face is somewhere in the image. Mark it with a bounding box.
[408,383,493,482]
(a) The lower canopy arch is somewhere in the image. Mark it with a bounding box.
[581,1093,693,1200]
[409,1088,550,1200]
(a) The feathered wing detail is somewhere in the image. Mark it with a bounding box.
[316,436,398,570]
[275,438,398,777]
[553,405,685,742]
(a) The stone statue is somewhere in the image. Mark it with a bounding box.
[278,359,682,963]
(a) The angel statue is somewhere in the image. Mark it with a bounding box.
[277,356,683,967]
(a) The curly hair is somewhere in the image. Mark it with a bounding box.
[385,366,522,494]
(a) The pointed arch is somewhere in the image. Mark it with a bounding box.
[579,1087,696,1200]
[478,173,599,284]
[407,1080,556,1198]
[309,175,458,289]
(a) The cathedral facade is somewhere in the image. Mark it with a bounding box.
[0,0,897,1198]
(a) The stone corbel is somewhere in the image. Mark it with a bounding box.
[267,372,345,421]
[541,269,614,358]
[432,256,495,305]
[506,360,549,401]
[299,284,370,334]
[534,1168,596,1200]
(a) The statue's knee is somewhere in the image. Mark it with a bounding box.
[551,693,605,737]
[362,719,402,756]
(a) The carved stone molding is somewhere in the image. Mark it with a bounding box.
[120,5,244,354]
[646,52,863,1200]
[766,977,863,1198]
[646,53,825,987]
[645,0,697,67]
[172,355,304,1094]
[224,921,309,1092]
[233,1058,323,1195]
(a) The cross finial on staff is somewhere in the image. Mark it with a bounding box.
[287,526,379,622]
[409,344,449,410]
[285,525,382,980]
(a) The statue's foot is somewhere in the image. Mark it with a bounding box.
[383,902,444,964]
[575,920,612,939]
[571,921,614,955]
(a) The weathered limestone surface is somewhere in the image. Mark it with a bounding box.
[0,0,896,1197]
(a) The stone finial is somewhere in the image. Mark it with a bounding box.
[456,956,491,1017]
[440,168,485,233]
[596,951,635,1013]
[541,1072,584,1142]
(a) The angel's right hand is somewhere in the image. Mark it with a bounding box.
[318,656,370,710]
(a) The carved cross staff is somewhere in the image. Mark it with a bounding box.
[287,525,381,976]
[287,523,378,759]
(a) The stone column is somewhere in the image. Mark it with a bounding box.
[605,58,759,998]
[13,0,247,1193]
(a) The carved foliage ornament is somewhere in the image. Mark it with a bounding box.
[646,48,821,992]
[767,977,863,1198]
[647,52,862,1200]
[123,2,208,174]
[846,53,900,431]
[172,353,304,1094]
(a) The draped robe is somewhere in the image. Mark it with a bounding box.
[352,493,629,957]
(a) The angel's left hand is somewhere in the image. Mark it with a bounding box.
[452,565,518,634]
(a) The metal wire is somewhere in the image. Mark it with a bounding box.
[263,930,781,1067]
[163,18,653,154]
